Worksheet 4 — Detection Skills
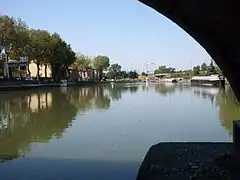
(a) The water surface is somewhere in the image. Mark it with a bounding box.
[0,83,238,179]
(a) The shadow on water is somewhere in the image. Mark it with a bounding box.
[0,83,240,179]
[137,85,240,179]
[137,142,237,180]
[0,158,139,180]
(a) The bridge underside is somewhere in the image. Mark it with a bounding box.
[139,0,240,101]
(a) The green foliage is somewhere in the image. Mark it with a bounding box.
[154,65,175,74]
[73,53,92,70]
[199,61,222,76]
[93,55,110,71]
[106,63,122,79]
[170,73,182,78]
[128,70,138,79]
[201,62,208,72]
[141,72,147,76]
[0,14,76,81]
[0,15,16,53]
[92,55,110,80]
[105,64,139,80]
[120,70,128,78]
[208,59,217,74]
[1,15,225,82]
[153,60,223,79]
[193,65,200,76]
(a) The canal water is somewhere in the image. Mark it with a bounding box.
[0,83,238,180]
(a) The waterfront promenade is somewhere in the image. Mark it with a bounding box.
[0,79,101,91]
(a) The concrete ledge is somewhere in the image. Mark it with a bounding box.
[0,81,102,91]
[0,84,60,91]
[137,142,235,180]
[233,120,240,150]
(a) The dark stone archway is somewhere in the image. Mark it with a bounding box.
[139,0,240,101]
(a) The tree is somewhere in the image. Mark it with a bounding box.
[128,70,138,79]
[141,72,147,76]
[72,53,91,80]
[0,15,16,56]
[92,55,110,81]
[166,67,176,73]
[201,63,208,73]
[31,29,52,78]
[154,65,167,74]
[8,18,30,77]
[28,29,49,78]
[154,65,175,74]
[49,33,76,82]
[10,18,29,58]
[63,44,76,78]
[120,70,128,78]
[106,63,122,79]
[74,53,91,70]
[0,14,77,81]
[208,59,217,74]
[193,65,200,76]
[215,65,222,75]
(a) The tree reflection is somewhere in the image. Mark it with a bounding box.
[0,85,118,163]
[106,84,139,101]
[215,87,240,135]
[154,83,176,96]
[192,86,240,135]
[66,86,111,111]
[93,86,111,109]
[0,89,78,162]
[193,87,219,104]
[1,83,193,163]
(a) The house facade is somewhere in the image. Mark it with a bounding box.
[28,63,52,78]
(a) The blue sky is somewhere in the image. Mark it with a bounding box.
[1,0,211,72]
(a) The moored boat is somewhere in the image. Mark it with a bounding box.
[190,74,225,87]
[60,80,68,87]
[159,78,178,83]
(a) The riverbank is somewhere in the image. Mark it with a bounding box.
[0,81,102,91]
[137,142,237,180]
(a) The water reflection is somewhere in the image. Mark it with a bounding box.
[0,89,78,162]
[106,84,139,101]
[0,83,239,163]
[191,86,240,135]
[154,83,176,96]
[216,88,240,135]
[0,85,140,162]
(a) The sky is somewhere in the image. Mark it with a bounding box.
[1,0,211,72]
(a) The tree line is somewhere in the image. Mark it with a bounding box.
[0,15,77,82]
[0,15,140,82]
[73,56,139,80]
[1,14,222,82]
[153,60,222,79]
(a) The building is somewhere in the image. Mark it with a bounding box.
[28,62,52,78]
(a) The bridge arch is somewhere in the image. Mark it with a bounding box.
[139,0,240,100]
